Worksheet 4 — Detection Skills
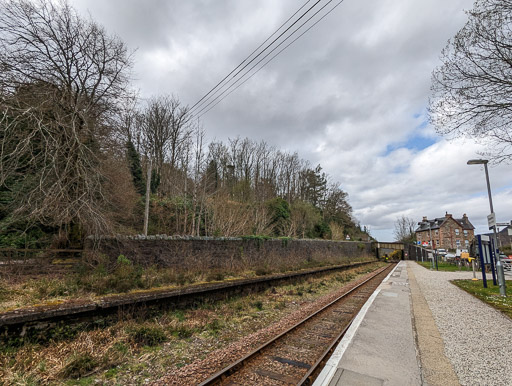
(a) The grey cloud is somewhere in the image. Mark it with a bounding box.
[68,0,511,240]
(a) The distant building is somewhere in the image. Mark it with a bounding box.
[484,225,512,251]
[415,213,475,250]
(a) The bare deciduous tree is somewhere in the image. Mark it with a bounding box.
[430,0,512,163]
[393,215,417,243]
[140,95,192,195]
[137,95,192,234]
[0,0,132,236]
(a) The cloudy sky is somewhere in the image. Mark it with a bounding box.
[71,0,511,241]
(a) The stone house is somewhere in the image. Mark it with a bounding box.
[415,213,475,250]
[484,225,512,252]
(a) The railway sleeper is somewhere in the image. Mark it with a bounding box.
[270,356,312,369]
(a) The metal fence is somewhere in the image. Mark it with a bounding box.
[405,244,431,262]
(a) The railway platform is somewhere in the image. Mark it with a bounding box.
[314,260,424,385]
[314,259,512,386]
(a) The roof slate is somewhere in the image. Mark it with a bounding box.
[415,215,475,232]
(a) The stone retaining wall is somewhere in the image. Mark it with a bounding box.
[88,237,375,272]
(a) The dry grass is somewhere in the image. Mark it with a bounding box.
[0,262,384,384]
[0,257,377,312]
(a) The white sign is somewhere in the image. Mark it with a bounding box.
[487,212,496,229]
[508,228,512,236]
[481,235,490,242]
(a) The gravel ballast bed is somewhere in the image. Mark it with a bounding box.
[409,262,512,386]
[153,267,389,385]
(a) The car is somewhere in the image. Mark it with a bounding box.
[437,249,447,256]
[502,260,512,271]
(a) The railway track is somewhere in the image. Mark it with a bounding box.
[199,263,394,386]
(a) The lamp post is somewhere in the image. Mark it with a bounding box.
[467,159,506,297]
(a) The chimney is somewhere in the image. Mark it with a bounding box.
[462,213,468,219]
[445,213,452,218]
[422,216,428,222]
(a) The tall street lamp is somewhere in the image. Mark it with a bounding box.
[467,159,507,297]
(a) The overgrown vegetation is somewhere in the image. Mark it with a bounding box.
[0,254,376,312]
[0,0,369,249]
[0,263,384,383]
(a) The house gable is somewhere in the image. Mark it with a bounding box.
[415,213,475,250]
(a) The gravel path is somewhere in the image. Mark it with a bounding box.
[409,261,512,386]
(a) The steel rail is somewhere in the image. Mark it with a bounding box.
[198,264,393,386]
[297,320,352,385]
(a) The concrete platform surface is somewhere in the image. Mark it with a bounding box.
[313,261,423,386]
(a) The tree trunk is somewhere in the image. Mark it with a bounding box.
[143,158,152,236]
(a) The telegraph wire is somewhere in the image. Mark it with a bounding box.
[189,0,323,115]
[195,0,345,118]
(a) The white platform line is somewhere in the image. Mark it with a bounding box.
[313,262,402,386]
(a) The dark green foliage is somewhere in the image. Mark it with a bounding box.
[0,221,54,248]
[126,140,145,195]
[0,117,58,247]
[60,353,99,378]
[267,197,291,237]
[150,169,160,194]
[301,165,327,208]
[323,186,353,227]
[126,325,167,346]
[309,221,331,239]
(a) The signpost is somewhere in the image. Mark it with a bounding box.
[487,212,496,229]
[477,235,488,288]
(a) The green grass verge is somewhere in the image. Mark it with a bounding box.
[452,279,512,319]
[416,261,471,272]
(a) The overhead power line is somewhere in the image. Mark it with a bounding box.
[189,0,324,115]
[195,0,346,119]
[189,0,319,114]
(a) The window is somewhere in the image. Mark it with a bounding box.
[455,229,460,236]
[456,239,461,246]
[436,240,439,246]
[465,240,469,245]
[464,230,468,236]
[435,230,439,235]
